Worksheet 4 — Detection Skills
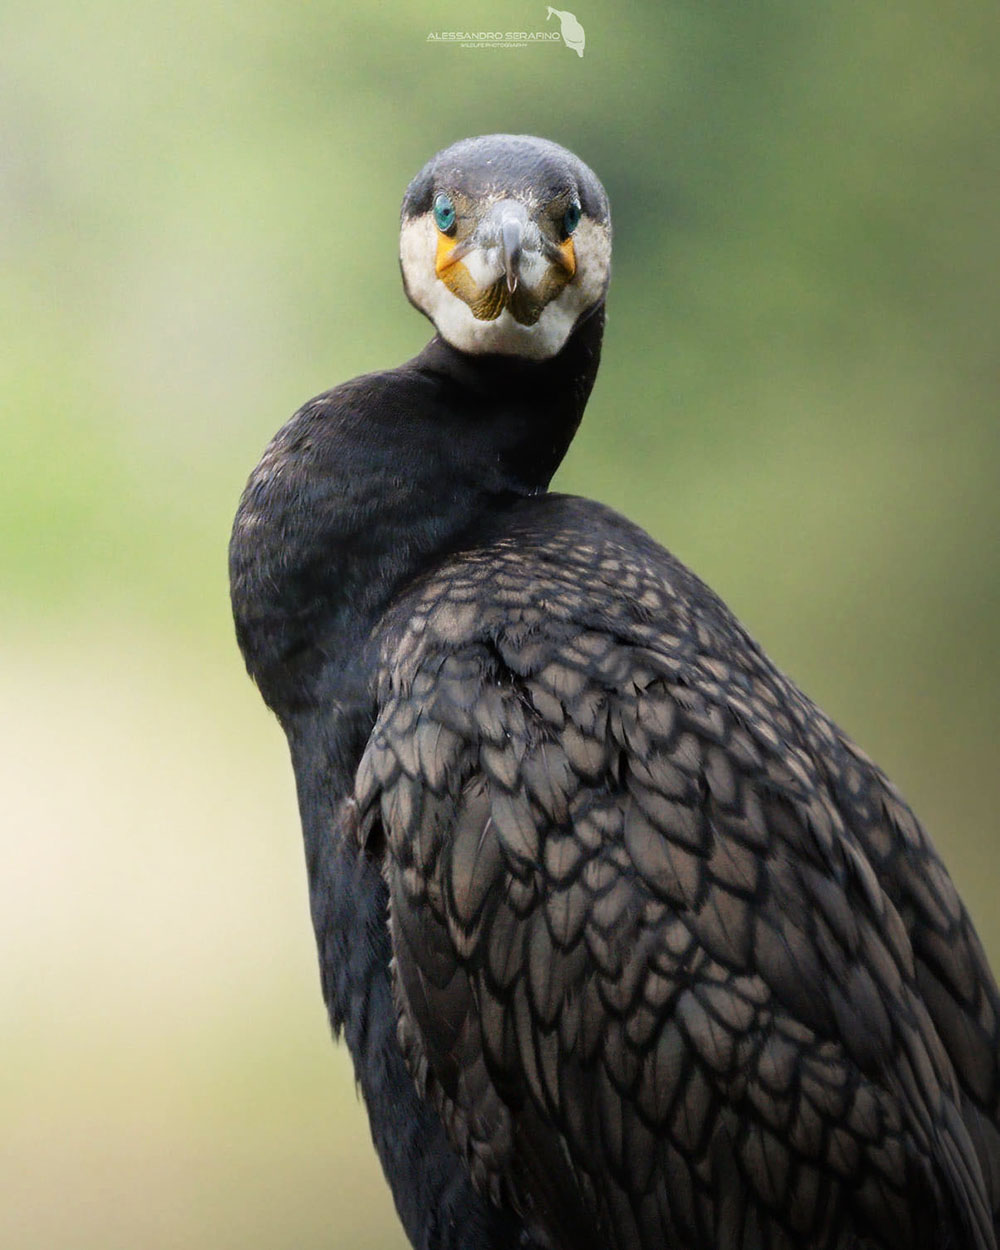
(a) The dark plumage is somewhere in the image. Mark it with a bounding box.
[229,135,1000,1250]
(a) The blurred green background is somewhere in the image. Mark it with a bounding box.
[3,1,998,1247]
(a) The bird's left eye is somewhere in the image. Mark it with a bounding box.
[563,202,581,236]
[433,193,456,233]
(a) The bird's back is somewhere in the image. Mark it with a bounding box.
[354,491,1000,1250]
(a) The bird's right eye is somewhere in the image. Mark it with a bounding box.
[433,193,456,233]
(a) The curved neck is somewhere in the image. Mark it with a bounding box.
[229,305,605,719]
[409,303,605,492]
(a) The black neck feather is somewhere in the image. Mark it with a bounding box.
[229,305,604,723]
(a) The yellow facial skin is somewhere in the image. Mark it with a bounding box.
[434,212,577,326]
[435,232,506,320]
[556,235,577,279]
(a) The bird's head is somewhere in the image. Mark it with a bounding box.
[400,134,611,360]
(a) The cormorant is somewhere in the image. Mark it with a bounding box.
[229,134,1000,1250]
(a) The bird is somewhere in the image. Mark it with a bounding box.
[546,8,585,57]
[229,134,1000,1250]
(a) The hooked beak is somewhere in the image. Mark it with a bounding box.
[500,216,523,294]
[434,201,528,287]
[473,200,531,296]
[434,197,576,325]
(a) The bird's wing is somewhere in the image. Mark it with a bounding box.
[822,732,1000,1231]
[353,497,999,1250]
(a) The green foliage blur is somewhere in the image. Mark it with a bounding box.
[3,2,998,1247]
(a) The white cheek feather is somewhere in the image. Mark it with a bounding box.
[400,212,610,361]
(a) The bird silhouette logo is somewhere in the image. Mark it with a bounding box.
[546,7,585,56]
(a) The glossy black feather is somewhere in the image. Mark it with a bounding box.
[356,495,1000,1250]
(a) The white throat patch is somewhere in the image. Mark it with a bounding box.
[400,212,610,361]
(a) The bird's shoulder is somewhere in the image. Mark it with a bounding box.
[374,490,772,687]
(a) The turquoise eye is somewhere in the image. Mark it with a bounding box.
[433,193,456,233]
[563,202,581,236]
